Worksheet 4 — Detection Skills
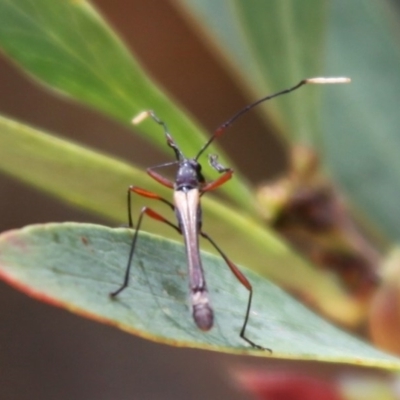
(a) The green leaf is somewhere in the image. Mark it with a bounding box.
[0,114,160,221]
[173,0,328,144]
[0,0,252,209]
[0,223,398,368]
[0,114,366,325]
[322,0,400,242]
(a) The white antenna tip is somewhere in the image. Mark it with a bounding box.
[132,110,152,125]
[306,77,351,84]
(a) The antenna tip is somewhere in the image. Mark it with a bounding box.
[305,77,351,85]
[132,110,152,125]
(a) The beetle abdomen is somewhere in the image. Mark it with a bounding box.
[192,290,213,331]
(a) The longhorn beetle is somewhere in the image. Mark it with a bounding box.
[110,77,350,350]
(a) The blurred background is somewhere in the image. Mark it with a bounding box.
[0,1,396,399]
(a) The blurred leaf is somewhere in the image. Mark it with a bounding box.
[0,222,399,368]
[0,115,158,221]
[341,376,399,400]
[322,0,400,242]
[173,0,328,144]
[174,0,400,244]
[0,114,364,325]
[368,248,400,355]
[0,0,252,209]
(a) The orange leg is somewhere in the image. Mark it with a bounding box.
[127,186,174,227]
[111,206,181,297]
[200,231,271,352]
[147,168,174,189]
[202,154,233,193]
[202,170,233,193]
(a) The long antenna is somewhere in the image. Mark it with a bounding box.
[195,77,351,161]
[132,110,184,161]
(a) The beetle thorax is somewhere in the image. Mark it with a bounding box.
[175,159,204,191]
